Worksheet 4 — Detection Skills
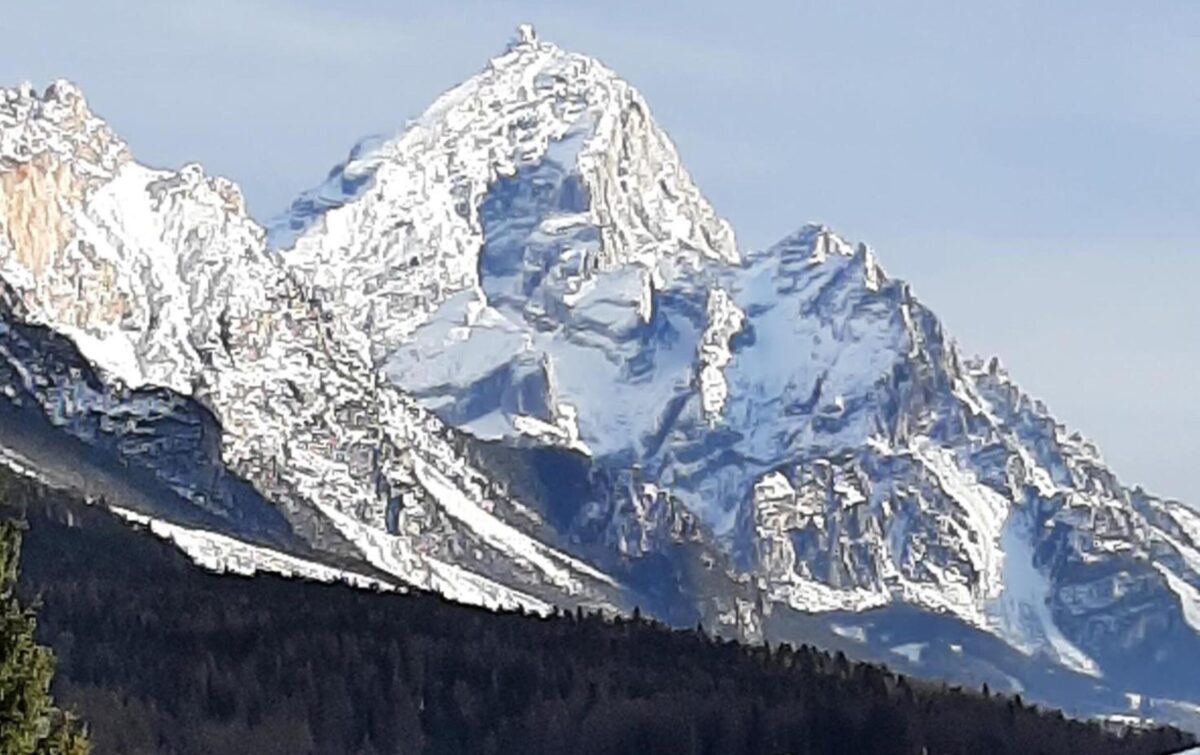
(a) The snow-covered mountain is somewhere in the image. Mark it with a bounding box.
[2,26,1198,729]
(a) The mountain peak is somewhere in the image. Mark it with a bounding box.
[267,32,737,368]
[5,32,1200,730]
[270,28,737,263]
[41,78,85,107]
[2,78,85,115]
[1,78,128,173]
[511,22,538,49]
[766,223,856,261]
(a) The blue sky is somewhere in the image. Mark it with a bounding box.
[2,0,1197,503]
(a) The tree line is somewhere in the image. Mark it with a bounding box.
[3,467,1195,755]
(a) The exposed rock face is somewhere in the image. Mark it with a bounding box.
[0,77,626,619]
[2,31,1199,728]
[1,83,132,351]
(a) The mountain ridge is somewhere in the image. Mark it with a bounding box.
[2,28,1199,731]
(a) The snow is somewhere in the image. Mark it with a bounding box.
[911,437,1008,602]
[412,456,617,589]
[697,287,745,422]
[273,31,735,363]
[890,642,926,663]
[1159,530,1200,577]
[315,499,554,615]
[111,506,393,590]
[0,444,55,484]
[5,32,1200,730]
[830,623,867,643]
[991,509,1102,677]
[770,577,890,615]
[2,69,627,625]
[1169,504,1200,546]
[1155,563,1200,632]
[722,227,909,463]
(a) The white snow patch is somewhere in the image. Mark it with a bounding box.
[890,642,926,663]
[110,506,393,590]
[911,437,1008,602]
[771,577,890,614]
[831,623,867,643]
[316,501,553,615]
[413,457,616,588]
[1155,563,1200,632]
[697,287,745,423]
[991,511,1103,677]
[1167,504,1200,549]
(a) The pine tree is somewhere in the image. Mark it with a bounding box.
[0,512,89,755]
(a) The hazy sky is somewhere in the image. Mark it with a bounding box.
[2,1,1197,503]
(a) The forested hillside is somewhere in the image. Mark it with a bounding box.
[3,468,1194,755]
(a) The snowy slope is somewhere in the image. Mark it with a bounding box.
[2,26,1199,728]
[0,71,624,617]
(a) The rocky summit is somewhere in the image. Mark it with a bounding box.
[2,28,1198,730]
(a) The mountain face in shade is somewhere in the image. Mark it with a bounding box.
[2,27,1198,730]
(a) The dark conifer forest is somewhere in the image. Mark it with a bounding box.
[0,478,89,754]
[3,467,1196,755]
